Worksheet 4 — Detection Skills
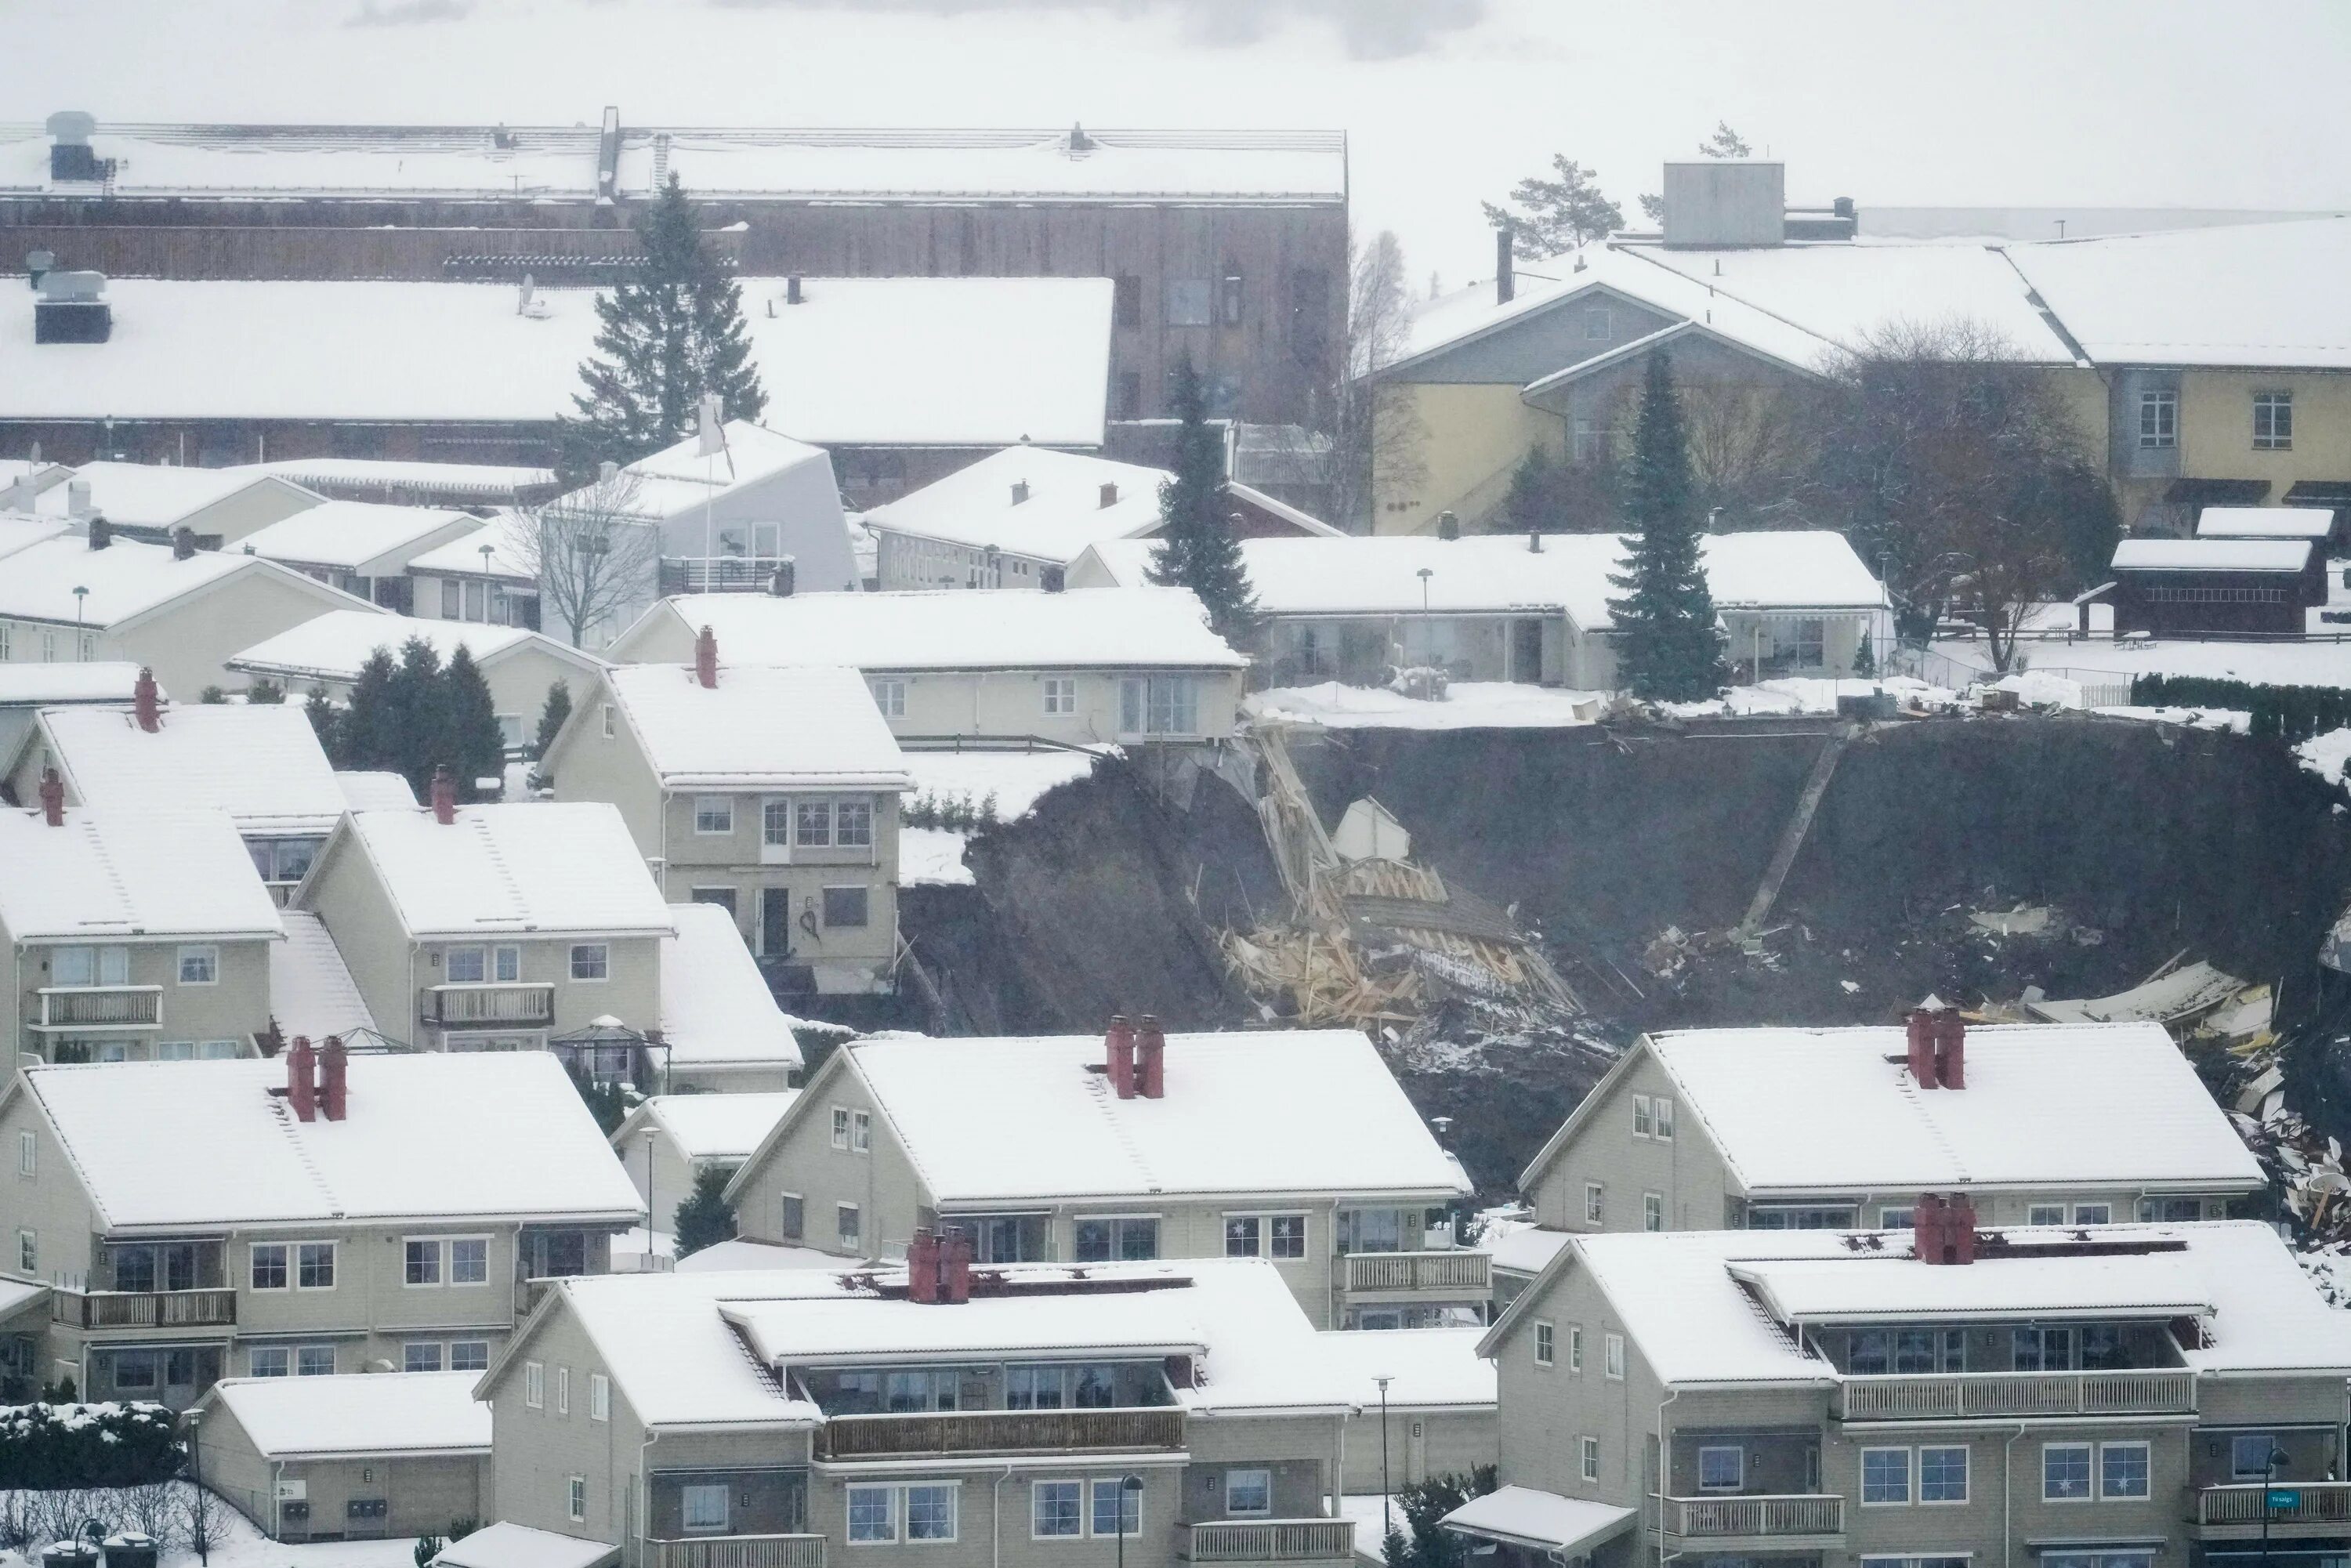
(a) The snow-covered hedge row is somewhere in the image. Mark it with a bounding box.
[0,1403,181,1489]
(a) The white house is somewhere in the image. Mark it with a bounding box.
[236,500,484,610]
[406,510,542,631]
[31,462,320,545]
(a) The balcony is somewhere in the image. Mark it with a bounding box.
[52,1287,235,1330]
[2194,1484,2351,1536]
[1344,1251,1491,1294]
[813,1406,1186,1461]
[33,987,161,1030]
[1658,1495,1845,1544]
[1181,1520,1357,1563]
[649,1537,825,1568]
[420,983,556,1028]
[1837,1369,2196,1421]
[660,556,793,595]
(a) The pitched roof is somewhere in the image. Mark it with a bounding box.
[34,701,345,835]
[269,910,378,1042]
[335,770,418,811]
[17,1052,644,1232]
[203,1372,488,1459]
[0,534,353,630]
[862,447,1173,565]
[618,1091,801,1164]
[657,903,811,1074]
[0,806,282,942]
[333,802,672,940]
[0,662,148,707]
[0,516,70,559]
[29,462,318,530]
[406,509,537,581]
[2112,538,2312,573]
[228,608,602,686]
[2198,505,2336,540]
[627,587,1246,672]
[603,421,837,523]
[236,499,482,575]
[765,1029,1469,1206]
[1315,1325,1494,1410]
[603,664,909,790]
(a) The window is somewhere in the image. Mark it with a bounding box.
[406,1239,444,1286]
[836,801,874,848]
[2232,1434,2284,1481]
[848,1486,897,1543]
[1632,1095,1653,1137]
[2098,1442,2150,1500]
[694,796,734,834]
[853,1110,871,1153]
[16,1230,33,1275]
[797,800,833,847]
[2139,389,2177,448]
[1920,1446,1969,1503]
[906,1486,956,1542]
[526,1361,545,1408]
[2044,1443,2094,1501]
[779,1193,805,1242]
[1697,1446,1743,1493]
[295,1242,335,1290]
[16,1132,31,1179]
[1603,1333,1625,1380]
[1580,1436,1600,1483]
[601,704,615,739]
[823,885,871,928]
[567,1476,587,1524]
[1034,1476,1086,1542]
[2013,1324,2074,1371]
[1114,275,1143,329]
[156,1041,195,1061]
[838,1204,861,1248]
[569,943,608,981]
[1534,1321,1555,1367]
[1224,1470,1271,1517]
[831,1106,851,1150]
[1878,1205,1915,1230]
[1861,1447,1912,1505]
[447,946,486,983]
[2255,391,2294,451]
[452,1237,487,1284]
[2028,1204,2066,1226]
[1585,1182,1604,1225]
[1225,1216,1260,1257]
[1643,1192,1665,1232]
[1567,1324,1583,1373]
[869,679,907,720]
[1654,1097,1674,1140]
[405,1342,444,1373]
[1268,1214,1306,1258]
[1572,418,1610,465]
[1042,677,1077,716]
[53,946,129,987]
[558,1365,571,1415]
[1166,279,1212,328]
[1584,307,1611,341]
[296,1345,335,1376]
[177,946,217,985]
[1120,676,1200,737]
[1074,1216,1159,1262]
[251,1244,288,1290]
[2074,1203,2112,1226]
[1219,270,1245,328]
[1092,1478,1142,1537]
[249,1346,289,1378]
[683,1483,730,1534]
[451,1341,491,1373]
[2138,1197,2203,1223]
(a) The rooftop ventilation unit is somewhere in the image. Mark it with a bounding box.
[34,270,110,343]
[45,111,104,183]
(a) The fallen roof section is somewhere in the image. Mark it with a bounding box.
[2025,961,2249,1027]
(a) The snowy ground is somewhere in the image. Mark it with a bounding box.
[897,748,1107,887]
[0,1483,418,1568]
[1936,635,2351,692]
[1248,681,1606,730]
[1339,1495,1401,1560]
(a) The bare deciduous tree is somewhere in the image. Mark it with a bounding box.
[519,465,659,650]
[1319,230,1429,530]
[1678,379,1815,528]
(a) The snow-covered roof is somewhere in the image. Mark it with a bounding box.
[531,1269,820,1431]
[436,1523,619,1568]
[236,500,482,576]
[862,447,1172,565]
[1080,532,1885,628]
[0,662,147,706]
[335,770,418,811]
[2005,217,2351,369]
[902,747,1104,819]
[2113,538,2313,573]
[1316,1326,1495,1410]
[230,457,557,506]
[767,1029,1469,1206]
[269,910,378,1043]
[0,515,70,559]
[28,462,318,531]
[1537,1022,2262,1198]
[0,277,1112,447]
[407,510,537,581]
[332,802,673,940]
[603,664,909,790]
[1730,1249,2214,1324]
[673,1238,842,1275]
[619,1091,801,1164]
[33,701,345,835]
[601,421,835,523]
[228,608,601,685]
[0,806,282,943]
[657,903,810,1074]
[204,1371,488,1460]
[1486,1222,1574,1280]
[1441,1488,1636,1555]
[0,533,350,630]
[16,1052,644,1233]
[2198,505,2337,541]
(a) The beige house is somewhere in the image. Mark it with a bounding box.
[407,510,542,632]
[294,784,674,1058]
[236,500,484,611]
[193,1371,490,1541]
[473,1255,1360,1568]
[0,1046,643,1407]
[546,653,911,997]
[1320,1327,1497,1494]
[654,903,814,1091]
[32,462,320,545]
[0,531,372,701]
[607,587,1248,748]
[1516,1013,2266,1238]
[229,607,605,753]
[0,661,148,795]
[611,1092,801,1237]
[1457,1220,2351,1568]
[724,1024,1478,1331]
[0,791,282,1064]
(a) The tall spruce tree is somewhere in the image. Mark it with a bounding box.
[563,176,766,476]
[302,686,340,760]
[1606,348,1726,700]
[534,679,574,759]
[1145,358,1258,644]
[443,646,508,801]
[388,638,447,799]
[672,1164,738,1258]
[336,650,400,773]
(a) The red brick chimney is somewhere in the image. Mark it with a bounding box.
[319,1035,348,1122]
[37,767,63,827]
[694,625,718,690]
[1137,1015,1166,1100]
[940,1229,973,1304]
[286,1036,317,1123]
[1913,1193,1977,1266]
[1932,1011,1966,1090]
[429,765,457,825]
[1106,1015,1136,1099]
[907,1229,942,1303]
[132,668,159,733]
[1904,1005,1937,1088]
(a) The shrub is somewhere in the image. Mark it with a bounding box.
[0,1403,183,1489]
[2128,674,2351,744]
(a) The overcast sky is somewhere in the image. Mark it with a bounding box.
[22,0,2351,282]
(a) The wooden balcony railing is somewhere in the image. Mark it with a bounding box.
[1659,1494,1845,1539]
[35,987,161,1030]
[1837,1369,2195,1421]
[421,983,556,1027]
[1344,1251,1491,1293]
[650,1537,826,1568]
[52,1287,235,1330]
[1182,1520,1357,1562]
[815,1406,1185,1461]
[2196,1483,2351,1528]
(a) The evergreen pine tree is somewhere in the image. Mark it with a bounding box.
[245,678,287,705]
[1145,358,1258,644]
[338,650,401,773]
[672,1163,738,1258]
[562,176,766,475]
[302,686,340,762]
[534,679,574,759]
[1606,348,1726,701]
[389,639,447,799]
[443,646,508,801]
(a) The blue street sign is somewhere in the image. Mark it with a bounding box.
[2268,1489,2302,1509]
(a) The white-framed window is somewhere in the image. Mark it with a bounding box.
[2254,390,2293,451]
[836,800,874,848]
[590,1372,610,1421]
[295,1345,334,1376]
[838,1203,862,1248]
[831,1106,851,1150]
[405,1238,444,1286]
[1861,1447,1913,1505]
[446,944,521,985]
[844,1483,959,1544]
[853,1110,871,1153]
[557,1364,571,1415]
[1572,417,1609,464]
[779,1192,805,1242]
[847,1485,897,1544]
[567,1475,587,1523]
[870,679,908,720]
[1091,1477,1141,1537]
[1534,1320,1555,1367]
[2028,1204,2067,1226]
[797,800,833,847]
[2139,389,2177,448]
[2232,1434,2284,1480]
[452,1237,488,1284]
[525,1361,545,1409]
[176,946,218,985]
[250,1243,288,1291]
[15,1229,33,1275]
[1074,1215,1160,1262]
[694,796,735,835]
[1221,1211,1306,1259]
[1697,1446,1743,1493]
[295,1242,335,1290]
[683,1483,730,1534]
[405,1342,444,1373]
[569,943,609,981]
[1603,1333,1625,1380]
[2043,1442,2094,1501]
[249,1346,290,1378]
[1585,1182,1604,1226]
[600,704,616,740]
[1920,1445,1969,1503]
[1643,1192,1665,1232]
[1033,1479,1082,1539]
[906,1485,957,1542]
[1567,1324,1584,1373]
[2074,1203,2112,1226]
[1224,1470,1271,1517]
[1632,1094,1652,1137]
[16,1131,32,1179]
[1878,1204,1915,1230]
[1119,676,1200,737]
[1654,1096,1674,1140]
[2138,1197,2204,1223]
[1042,677,1077,716]
[39,630,55,663]
[2099,1442,2150,1500]
[53,946,129,987]
[451,1340,491,1373]
[1580,1436,1600,1483]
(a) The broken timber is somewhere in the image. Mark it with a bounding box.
[1734,721,1861,940]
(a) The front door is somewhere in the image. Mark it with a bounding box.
[1510,618,1545,683]
[759,886,793,959]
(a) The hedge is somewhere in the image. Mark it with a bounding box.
[0,1404,182,1489]
[2128,674,2351,743]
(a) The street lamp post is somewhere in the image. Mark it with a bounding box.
[1377,1374,1394,1538]
[2262,1445,2292,1568]
[641,1127,659,1268]
[1114,1473,1143,1568]
[1414,569,1434,670]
